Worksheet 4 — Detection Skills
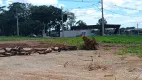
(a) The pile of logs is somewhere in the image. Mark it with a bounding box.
[0,46,78,57]
[0,46,61,57]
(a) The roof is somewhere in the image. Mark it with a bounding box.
[71,24,121,30]
[71,24,121,34]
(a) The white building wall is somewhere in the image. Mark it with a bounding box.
[60,29,93,37]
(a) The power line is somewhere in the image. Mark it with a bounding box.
[60,0,97,3]
[63,1,100,11]
[104,8,142,28]
[68,4,101,17]
[93,3,101,11]
[114,5,142,12]
[104,8,139,22]
[103,9,128,16]
[65,4,97,10]
[104,8,140,18]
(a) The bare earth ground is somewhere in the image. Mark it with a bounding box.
[0,40,142,80]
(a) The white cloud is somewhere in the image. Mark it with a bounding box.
[71,8,101,25]
[58,4,65,8]
[69,0,142,28]
[124,10,138,14]
[0,0,2,4]
[27,0,57,5]
[71,7,142,28]
[5,0,58,6]
[103,0,142,11]
[103,0,125,10]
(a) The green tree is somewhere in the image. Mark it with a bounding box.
[30,5,67,36]
[75,20,87,26]
[65,12,76,30]
[97,18,107,25]
[0,2,71,36]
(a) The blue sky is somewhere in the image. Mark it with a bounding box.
[1,0,142,28]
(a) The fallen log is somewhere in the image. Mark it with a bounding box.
[0,48,12,56]
[60,46,78,51]
[38,48,52,54]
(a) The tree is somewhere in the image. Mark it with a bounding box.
[0,2,32,36]
[0,6,6,12]
[0,2,72,36]
[75,20,87,26]
[97,18,107,25]
[30,5,67,25]
[30,5,67,36]
[64,12,76,30]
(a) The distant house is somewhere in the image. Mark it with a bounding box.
[60,24,121,37]
[60,29,93,37]
[120,27,142,35]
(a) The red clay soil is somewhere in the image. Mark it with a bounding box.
[0,40,67,48]
[0,40,124,50]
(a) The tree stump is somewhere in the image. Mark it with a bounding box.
[81,35,99,50]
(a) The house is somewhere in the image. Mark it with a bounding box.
[60,29,93,37]
[60,24,121,37]
[120,27,142,35]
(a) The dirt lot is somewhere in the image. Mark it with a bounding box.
[0,40,142,80]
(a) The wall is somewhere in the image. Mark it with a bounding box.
[60,29,93,37]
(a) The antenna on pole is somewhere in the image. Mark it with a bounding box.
[101,0,104,36]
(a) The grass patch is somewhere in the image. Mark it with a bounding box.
[114,46,142,56]
[39,35,142,46]
[0,36,40,41]
[104,47,111,50]
[0,35,142,44]
[114,51,126,55]
[120,56,127,60]
[126,46,142,56]
[93,35,142,44]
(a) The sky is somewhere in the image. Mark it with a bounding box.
[1,0,142,28]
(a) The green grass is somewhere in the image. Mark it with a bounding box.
[0,35,142,56]
[93,35,142,44]
[40,36,142,48]
[114,46,142,56]
[114,51,126,55]
[0,35,142,46]
[125,46,142,56]
[0,36,39,41]
[0,35,142,44]
[104,47,112,50]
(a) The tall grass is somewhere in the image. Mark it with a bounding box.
[93,35,142,44]
[0,35,142,44]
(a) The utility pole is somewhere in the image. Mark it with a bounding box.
[16,15,19,36]
[61,6,64,37]
[137,23,139,35]
[16,8,19,36]
[42,22,46,37]
[101,0,104,36]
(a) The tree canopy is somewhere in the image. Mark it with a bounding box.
[0,2,69,36]
[97,18,107,25]
[75,20,87,26]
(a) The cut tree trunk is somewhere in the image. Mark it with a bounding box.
[82,35,99,50]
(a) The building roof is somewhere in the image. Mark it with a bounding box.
[71,24,120,30]
[71,24,121,34]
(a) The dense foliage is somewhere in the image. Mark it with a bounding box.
[0,2,69,36]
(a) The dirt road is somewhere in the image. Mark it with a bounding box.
[0,49,142,80]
